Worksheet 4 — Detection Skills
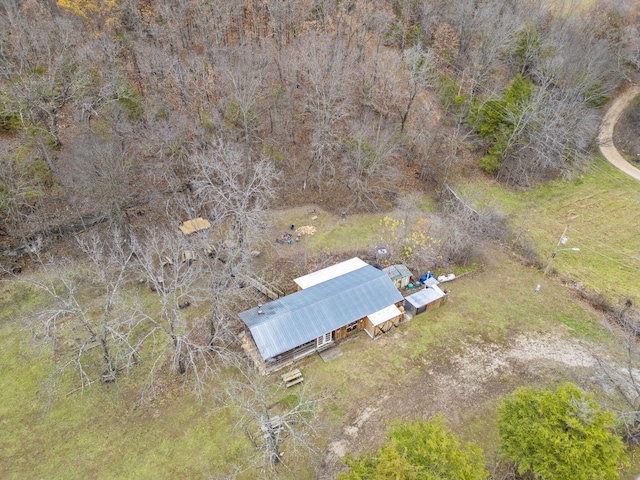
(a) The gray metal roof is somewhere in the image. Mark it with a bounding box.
[238,265,403,360]
[394,264,413,278]
[404,285,446,308]
[425,277,440,287]
[383,264,412,280]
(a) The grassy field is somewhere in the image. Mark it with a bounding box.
[2,250,637,478]
[465,155,640,307]
[2,156,640,479]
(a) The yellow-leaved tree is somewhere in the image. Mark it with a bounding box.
[57,0,119,31]
[378,216,439,266]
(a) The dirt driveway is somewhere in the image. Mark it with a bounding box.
[599,85,640,181]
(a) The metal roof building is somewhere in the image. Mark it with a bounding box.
[425,276,440,287]
[403,285,447,319]
[239,265,403,361]
[405,285,446,307]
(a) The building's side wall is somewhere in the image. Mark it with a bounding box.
[334,317,366,340]
[262,339,316,373]
[363,317,375,338]
[404,294,448,319]
[403,300,417,319]
[426,294,448,311]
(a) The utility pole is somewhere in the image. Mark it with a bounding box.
[543,225,569,277]
[536,225,580,294]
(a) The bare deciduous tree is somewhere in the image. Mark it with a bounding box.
[0,4,88,165]
[14,223,244,398]
[430,185,508,267]
[300,33,356,193]
[594,302,640,444]
[132,228,238,396]
[220,48,269,151]
[189,139,280,250]
[0,150,42,238]
[62,131,136,235]
[25,229,145,389]
[220,356,329,477]
[396,47,437,134]
[341,116,399,209]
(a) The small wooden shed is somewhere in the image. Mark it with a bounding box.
[363,304,404,338]
[383,264,413,289]
[403,285,447,319]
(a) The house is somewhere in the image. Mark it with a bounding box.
[239,261,404,372]
[403,285,448,320]
[383,264,413,289]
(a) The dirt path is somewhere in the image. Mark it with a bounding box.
[317,331,602,479]
[598,85,640,181]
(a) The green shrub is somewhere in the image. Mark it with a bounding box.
[30,158,56,187]
[585,83,610,108]
[340,415,488,479]
[498,383,628,480]
[261,145,283,165]
[437,75,468,115]
[512,25,542,72]
[199,110,215,132]
[0,92,21,131]
[115,79,143,120]
[382,23,404,47]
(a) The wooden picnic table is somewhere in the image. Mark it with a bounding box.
[281,369,304,387]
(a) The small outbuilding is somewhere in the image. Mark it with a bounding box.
[364,304,404,338]
[383,264,413,289]
[403,285,447,320]
[424,276,440,288]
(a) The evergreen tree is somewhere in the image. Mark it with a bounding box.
[340,415,488,480]
[498,383,628,480]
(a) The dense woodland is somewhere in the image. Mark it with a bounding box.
[1,0,640,476]
[1,0,638,247]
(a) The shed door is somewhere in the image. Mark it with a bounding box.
[317,332,333,349]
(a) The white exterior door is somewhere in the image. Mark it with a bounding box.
[317,332,333,349]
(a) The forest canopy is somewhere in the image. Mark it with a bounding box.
[0,0,638,248]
